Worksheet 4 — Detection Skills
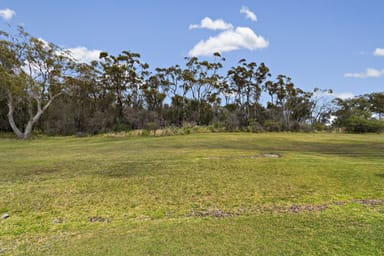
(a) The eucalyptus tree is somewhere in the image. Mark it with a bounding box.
[154,65,184,125]
[99,51,149,124]
[155,65,182,100]
[141,74,166,112]
[63,61,114,133]
[265,74,306,129]
[308,88,334,127]
[227,59,270,125]
[367,92,384,119]
[285,88,313,127]
[182,53,225,124]
[333,96,383,133]
[0,27,73,139]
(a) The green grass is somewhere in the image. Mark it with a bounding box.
[0,132,384,255]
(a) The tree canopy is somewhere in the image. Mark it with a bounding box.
[0,28,383,138]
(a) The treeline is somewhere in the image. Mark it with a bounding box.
[0,28,383,138]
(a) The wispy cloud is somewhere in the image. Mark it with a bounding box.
[330,92,355,100]
[313,90,354,100]
[333,92,354,99]
[373,48,384,56]
[189,17,233,31]
[188,26,268,56]
[0,8,16,21]
[344,68,384,78]
[240,6,257,21]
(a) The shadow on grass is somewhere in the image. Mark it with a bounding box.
[166,139,384,160]
[93,161,160,178]
[0,167,62,183]
[276,141,384,159]
[96,138,383,178]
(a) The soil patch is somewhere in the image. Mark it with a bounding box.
[186,198,384,218]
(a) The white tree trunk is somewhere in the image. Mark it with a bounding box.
[7,91,60,139]
[23,110,43,139]
[7,92,24,139]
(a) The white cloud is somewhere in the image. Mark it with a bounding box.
[0,8,16,20]
[344,68,384,78]
[37,38,50,48]
[313,90,353,100]
[188,26,268,56]
[373,48,384,56]
[240,6,257,21]
[189,17,233,31]
[67,47,101,63]
[36,38,100,63]
[333,92,354,99]
[25,38,101,68]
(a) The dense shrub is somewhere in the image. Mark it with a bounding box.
[344,115,384,133]
[264,120,282,132]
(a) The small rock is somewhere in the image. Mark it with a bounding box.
[53,218,63,224]
[289,205,300,213]
[2,213,9,219]
[262,153,281,158]
[88,216,111,223]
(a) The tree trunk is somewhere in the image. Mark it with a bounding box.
[7,91,60,139]
[23,109,44,139]
[6,92,24,139]
[23,120,34,139]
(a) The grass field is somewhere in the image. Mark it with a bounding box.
[1,132,384,255]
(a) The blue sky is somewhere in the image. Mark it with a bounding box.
[1,0,383,98]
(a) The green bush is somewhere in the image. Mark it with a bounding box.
[344,115,384,133]
[312,122,327,131]
[248,120,264,133]
[264,120,282,132]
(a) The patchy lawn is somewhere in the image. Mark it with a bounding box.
[1,133,383,255]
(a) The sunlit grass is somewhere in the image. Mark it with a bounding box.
[0,133,383,255]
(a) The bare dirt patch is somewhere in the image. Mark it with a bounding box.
[353,199,384,205]
[203,153,282,160]
[88,216,111,223]
[186,199,384,218]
